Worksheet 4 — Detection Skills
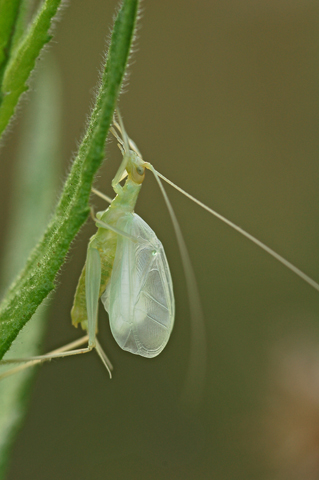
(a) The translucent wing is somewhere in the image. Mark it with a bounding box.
[101,213,175,358]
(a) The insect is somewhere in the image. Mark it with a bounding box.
[0,109,203,385]
[1,108,319,387]
[70,111,175,363]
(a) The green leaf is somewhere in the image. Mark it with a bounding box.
[0,0,62,138]
[10,0,36,53]
[0,0,139,360]
[0,0,22,72]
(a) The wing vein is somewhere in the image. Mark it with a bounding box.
[136,311,168,329]
[141,290,169,311]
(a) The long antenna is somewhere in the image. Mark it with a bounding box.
[146,163,207,409]
[156,171,319,293]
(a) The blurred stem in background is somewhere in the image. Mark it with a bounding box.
[0,57,62,478]
[0,0,62,137]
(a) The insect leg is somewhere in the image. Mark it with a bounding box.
[85,245,102,349]
[94,217,137,242]
[0,335,91,380]
[89,206,135,246]
[1,244,113,380]
[113,108,130,151]
[85,243,113,377]
[91,187,113,204]
[111,154,129,192]
[94,337,113,378]
[111,108,138,190]
[113,109,142,157]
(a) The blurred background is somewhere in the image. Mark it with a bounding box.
[1,0,319,478]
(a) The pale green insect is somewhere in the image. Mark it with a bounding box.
[0,110,193,381]
[2,109,319,388]
[70,111,175,360]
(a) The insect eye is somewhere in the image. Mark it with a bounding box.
[129,162,145,184]
[136,165,145,176]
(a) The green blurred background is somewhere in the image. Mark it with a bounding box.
[1,0,319,478]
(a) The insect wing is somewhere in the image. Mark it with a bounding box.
[101,213,175,358]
